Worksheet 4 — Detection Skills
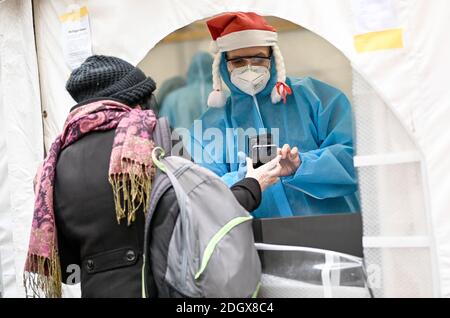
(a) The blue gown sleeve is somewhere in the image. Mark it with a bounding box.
[188,134,244,186]
[217,170,242,187]
[159,93,177,127]
[283,80,358,200]
[187,107,245,187]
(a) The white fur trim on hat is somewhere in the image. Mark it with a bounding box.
[207,52,227,108]
[216,30,278,53]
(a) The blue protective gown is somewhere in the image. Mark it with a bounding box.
[189,54,360,218]
[156,76,186,113]
[159,52,213,129]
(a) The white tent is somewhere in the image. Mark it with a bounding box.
[0,0,44,298]
[0,0,449,297]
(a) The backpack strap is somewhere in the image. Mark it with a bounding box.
[142,151,190,298]
[142,171,172,298]
[153,117,172,155]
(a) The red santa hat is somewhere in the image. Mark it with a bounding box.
[206,12,291,108]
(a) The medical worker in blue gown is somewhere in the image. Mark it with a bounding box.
[188,12,360,218]
[156,75,186,113]
[160,52,213,129]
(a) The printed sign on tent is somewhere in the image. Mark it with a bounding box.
[60,5,93,70]
[351,0,404,53]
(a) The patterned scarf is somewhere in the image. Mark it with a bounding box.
[24,100,157,298]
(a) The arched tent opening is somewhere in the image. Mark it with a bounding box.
[139,15,438,298]
[0,0,448,298]
[138,18,353,102]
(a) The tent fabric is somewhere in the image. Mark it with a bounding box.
[0,0,44,297]
[1,0,444,297]
[159,51,213,129]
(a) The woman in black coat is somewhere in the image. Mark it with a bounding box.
[54,55,281,298]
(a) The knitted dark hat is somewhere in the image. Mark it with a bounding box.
[66,55,156,105]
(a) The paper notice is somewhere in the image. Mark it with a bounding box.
[352,0,399,34]
[352,0,404,52]
[60,5,93,70]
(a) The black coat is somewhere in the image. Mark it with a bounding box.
[54,106,261,298]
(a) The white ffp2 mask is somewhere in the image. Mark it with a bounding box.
[230,65,270,96]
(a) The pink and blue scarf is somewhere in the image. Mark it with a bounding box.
[24,100,157,297]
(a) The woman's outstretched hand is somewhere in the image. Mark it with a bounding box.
[245,155,282,192]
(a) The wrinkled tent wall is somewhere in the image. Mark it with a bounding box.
[352,70,437,297]
[33,0,76,149]
[350,0,450,296]
[0,0,44,297]
[32,0,450,297]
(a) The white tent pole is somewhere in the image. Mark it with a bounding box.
[0,0,44,297]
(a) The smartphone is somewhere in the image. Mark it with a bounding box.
[251,144,278,168]
[248,134,278,169]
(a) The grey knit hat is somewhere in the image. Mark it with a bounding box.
[66,55,156,105]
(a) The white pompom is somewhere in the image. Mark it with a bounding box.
[271,86,282,104]
[207,90,227,108]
